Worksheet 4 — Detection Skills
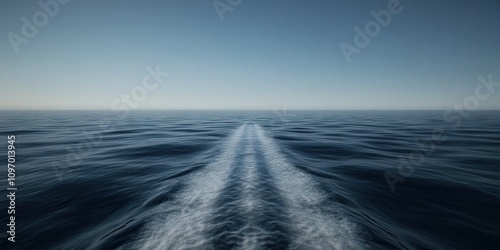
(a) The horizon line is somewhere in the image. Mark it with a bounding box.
[1,109,500,111]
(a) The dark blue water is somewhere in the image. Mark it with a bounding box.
[1,111,499,249]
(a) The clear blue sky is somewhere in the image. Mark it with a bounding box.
[1,0,499,110]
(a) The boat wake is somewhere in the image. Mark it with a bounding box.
[133,123,365,250]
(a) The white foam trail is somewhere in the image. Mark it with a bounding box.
[134,124,247,250]
[238,125,270,249]
[134,123,365,250]
[206,124,272,249]
[254,124,366,250]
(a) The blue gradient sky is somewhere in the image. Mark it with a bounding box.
[1,0,499,110]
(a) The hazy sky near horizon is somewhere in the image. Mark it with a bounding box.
[1,0,499,110]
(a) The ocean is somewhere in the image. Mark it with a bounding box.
[0,110,499,249]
